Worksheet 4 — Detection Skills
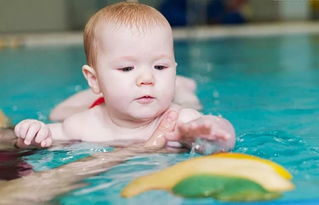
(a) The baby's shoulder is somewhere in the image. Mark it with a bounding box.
[64,107,100,124]
[61,107,106,139]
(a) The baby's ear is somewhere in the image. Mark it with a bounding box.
[82,65,101,94]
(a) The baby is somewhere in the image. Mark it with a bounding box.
[49,75,202,122]
[14,2,235,151]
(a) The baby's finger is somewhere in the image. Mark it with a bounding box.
[198,129,225,141]
[215,130,231,141]
[178,123,192,138]
[178,123,188,133]
[35,125,49,143]
[24,122,41,145]
[41,137,52,148]
[200,123,211,135]
[17,121,30,139]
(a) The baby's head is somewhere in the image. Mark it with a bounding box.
[82,2,177,123]
[83,2,174,68]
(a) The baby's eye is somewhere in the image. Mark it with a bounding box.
[154,65,167,70]
[119,66,134,72]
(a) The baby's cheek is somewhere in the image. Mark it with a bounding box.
[158,85,174,103]
[106,92,129,109]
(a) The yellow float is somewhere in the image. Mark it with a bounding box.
[0,110,11,129]
[121,153,294,202]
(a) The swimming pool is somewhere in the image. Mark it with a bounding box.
[0,32,319,204]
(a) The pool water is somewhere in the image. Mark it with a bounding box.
[1,33,319,204]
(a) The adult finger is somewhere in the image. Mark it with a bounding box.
[15,138,28,148]
[144,110,178,148]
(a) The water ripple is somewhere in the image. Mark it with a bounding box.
[235,130,319,180]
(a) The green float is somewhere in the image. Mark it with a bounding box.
[173,174,281,201]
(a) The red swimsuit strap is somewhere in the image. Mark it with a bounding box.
[89,97,105,108]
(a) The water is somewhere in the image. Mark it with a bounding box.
[1,33,319,204]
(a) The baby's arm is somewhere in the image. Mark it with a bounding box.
[167,108,235,152]
[14,117,79,148]
[49,89,99,121]
[174,76,202,110]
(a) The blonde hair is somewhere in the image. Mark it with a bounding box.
[83,2,171,67]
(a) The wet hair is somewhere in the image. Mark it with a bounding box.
[83,2,171,67]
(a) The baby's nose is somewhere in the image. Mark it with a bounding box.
[136,71,154,86]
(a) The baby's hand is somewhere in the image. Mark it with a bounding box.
[14,119,52,148]
[178,115,235,151]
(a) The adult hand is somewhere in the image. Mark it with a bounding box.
[144,110,178,149]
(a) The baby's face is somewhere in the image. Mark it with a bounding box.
[94,23,176,122]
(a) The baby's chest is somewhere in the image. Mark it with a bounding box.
[80,126,151,142]
[78,112,158,142]
[78,123,114,142]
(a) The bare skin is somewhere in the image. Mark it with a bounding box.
[0,146,184,204]
[2,3,235,203]
[0,110,181,204]
[14,25,235,149]
[49,76,202,122]
[0,128,16,150]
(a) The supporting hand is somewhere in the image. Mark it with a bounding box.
[144,110,179,148]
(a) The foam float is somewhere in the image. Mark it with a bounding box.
[0,110,11,129]
[121,153,294,201]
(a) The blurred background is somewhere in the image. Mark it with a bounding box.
[1,2,319,204]
[0,0,318,34]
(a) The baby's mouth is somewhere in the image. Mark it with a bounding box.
[135,96,155,104]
